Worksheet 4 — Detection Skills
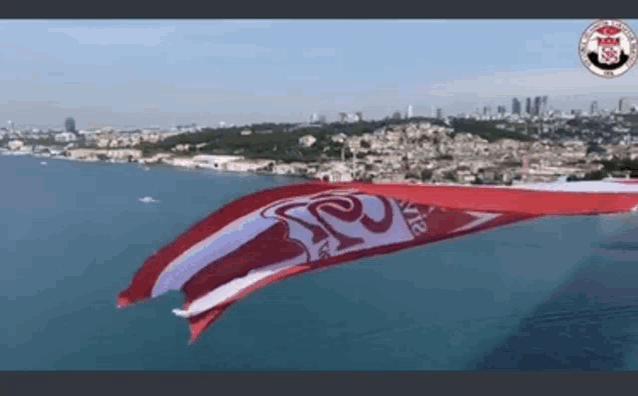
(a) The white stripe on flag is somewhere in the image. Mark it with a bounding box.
[151,213,279,298]
[172,254,308,318]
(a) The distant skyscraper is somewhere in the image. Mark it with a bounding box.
[619,98,631,114]
[497,105,506,114]
[590,101,599,115]
[65,117,76,132]
[406,105,413,119]
[525,98,532,114]
[310,113,319,123]
[318,115,327,124]
[436,108,443,119]
[483,106,491,115]
[533,97,541,116]
[355,112,363,122]
[338,112,348,123]
[512,98,521,114]
[541,96,549,114]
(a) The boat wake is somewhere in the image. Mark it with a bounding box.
[139,196,160,203]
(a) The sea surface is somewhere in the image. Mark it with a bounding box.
[3,154,638,370]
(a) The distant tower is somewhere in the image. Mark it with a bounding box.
[483,106,491,115]
[512,98,521,115]
[310,113,318,123]
[533,97,541,116]
[436,108,443,119]
[619,98,631,114]
[338,112,348,123]
[65,117,76,133]
[355,112,363,122]
[406,105,413,119]
[525,98,532,114]
[590,101,599,116]
[541,96,549,114]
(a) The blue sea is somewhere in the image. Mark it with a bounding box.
[3,154,638,371]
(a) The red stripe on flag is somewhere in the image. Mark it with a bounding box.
[181,221,307,305]
[117,182,333,307]
[329,183,638,215]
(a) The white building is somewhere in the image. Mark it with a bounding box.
[54,132,77,143]
[240,129,252,136]
[330,133,347,143]
[406,105,413,119]
[191,155,245,169]
[8,140,24,151]
[299,134,317,148]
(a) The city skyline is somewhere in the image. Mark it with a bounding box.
[1,20,638,129]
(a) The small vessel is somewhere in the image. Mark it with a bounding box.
[40,161,47,166]
[139,196,159,203]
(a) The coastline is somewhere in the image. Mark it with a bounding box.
[0,149,540,188]
[0,148,313,182]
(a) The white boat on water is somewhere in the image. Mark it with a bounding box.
[40,161,47,166]
[139,196,160,203]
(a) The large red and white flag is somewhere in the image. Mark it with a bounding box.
[117,181,638,343]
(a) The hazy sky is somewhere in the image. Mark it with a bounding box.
[1,19,638,129]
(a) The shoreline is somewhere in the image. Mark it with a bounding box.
[0,147,620,187]
[0,148,313,181]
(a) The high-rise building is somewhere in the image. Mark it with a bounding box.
[338,112,348,123]
[436,108,443,119]
[406,105,413,119]
[619,98,632,114]
[355,112,363,122]
[512,98,521,114]
[533,97,541,116]
[483,106,491,115]
[65,117,76,132]
[310,113,319,123]
[590,101,599,115]
[541,96,549,114]
[525,98,532,114]
[497,105,506,114]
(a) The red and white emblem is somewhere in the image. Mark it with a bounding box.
[579,20,638,78]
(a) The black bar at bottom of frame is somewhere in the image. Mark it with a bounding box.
[3,371,638,396]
